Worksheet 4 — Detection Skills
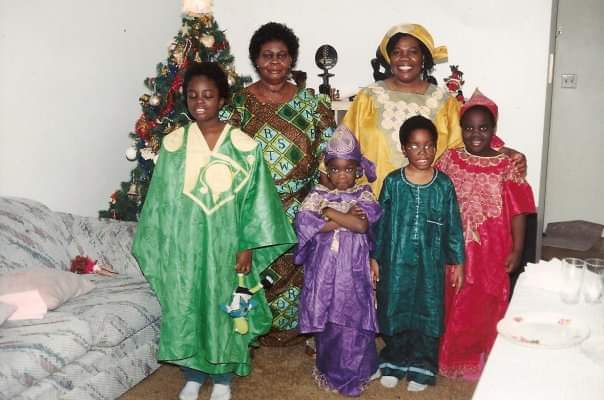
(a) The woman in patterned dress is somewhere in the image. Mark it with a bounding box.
[342,23,525,196]
[222,22,335,346]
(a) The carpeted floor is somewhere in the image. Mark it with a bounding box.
[119,341,477,400]
[120,239,604,400]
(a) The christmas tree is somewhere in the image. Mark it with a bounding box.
[100,1,250,221]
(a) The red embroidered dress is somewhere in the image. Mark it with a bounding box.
[436,148,536,380]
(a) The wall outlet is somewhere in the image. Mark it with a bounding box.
[561,73,578,88]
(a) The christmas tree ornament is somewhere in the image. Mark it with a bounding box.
[200,14,213,25]
[100,7,251,221]
[149,94,161,106]
[139,94,150,105]
[200,34,215,48]
[444,65,465,104]
[140,147,158,163]
[125,145,138,161]
[182,0,213,16]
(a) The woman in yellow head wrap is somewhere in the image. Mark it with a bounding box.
[342,23,461,196]
[342,23,526,196]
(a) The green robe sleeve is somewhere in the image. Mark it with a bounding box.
[131,142,174,298]
[238,145,297,274]
[373,174,392,265]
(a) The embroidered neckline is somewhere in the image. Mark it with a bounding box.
[315,183,368,194]
[400,167,438,188]
[244,86,306,107]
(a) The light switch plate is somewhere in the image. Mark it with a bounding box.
[561,73,577,88]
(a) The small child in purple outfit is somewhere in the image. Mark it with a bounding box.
[294,125,382,396]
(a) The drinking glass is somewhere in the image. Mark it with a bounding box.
[560,257,585,304]
[584,258,604,304]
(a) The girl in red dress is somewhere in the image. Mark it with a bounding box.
[437,89,536,380]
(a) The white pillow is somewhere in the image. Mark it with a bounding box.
[0,301,17,326]
[0,268,95,310]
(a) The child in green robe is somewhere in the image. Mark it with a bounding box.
[132,62,296,400]
[373,115,465,392]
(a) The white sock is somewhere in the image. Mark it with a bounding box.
[178,381,202,400]
[380,375,399,388]
[210,382,232,400]
[370,369,381,380]
[407,380,428,392]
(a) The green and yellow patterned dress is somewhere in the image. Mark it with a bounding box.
[221,87,334,345]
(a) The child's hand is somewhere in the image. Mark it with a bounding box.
[349,205,367,220]
[450,264,464,294]
[236,249,252,274]
[370,258,379,289]
[505,250,522,273]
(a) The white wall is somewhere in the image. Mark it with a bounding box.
[0,0,553,216]
[0,1,182,216]
[214,0,553,202]
[544,0,604,226]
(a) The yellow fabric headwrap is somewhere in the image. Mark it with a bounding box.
[379,23,448,65]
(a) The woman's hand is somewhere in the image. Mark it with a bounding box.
[450,264,464,294]
[370,258,379,289]
[502,147,527,177]
[236,249,252,274]
[505,250,522,273]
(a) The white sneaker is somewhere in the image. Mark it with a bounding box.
[178,381,202,400]
[407,380,428,392]
[379,375,399,388]
[209,383,232,400]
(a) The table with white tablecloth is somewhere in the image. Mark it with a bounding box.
[472,273,604,400]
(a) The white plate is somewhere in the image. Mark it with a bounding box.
[581,336,604,367]
[497,312,590,349]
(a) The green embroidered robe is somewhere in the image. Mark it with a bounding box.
[374,168,464,338]
[133,122,296,375]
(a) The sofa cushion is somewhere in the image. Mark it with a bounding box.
[57,275,160,347]
[58,213,144,279]
[0,302,17,326]
[0,311,92,400]
[0,197,71,273]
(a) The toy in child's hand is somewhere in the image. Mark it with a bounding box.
[70,256,117,276]
[221,273,274,335]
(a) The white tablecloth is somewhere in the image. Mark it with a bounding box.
[472,273,604,400]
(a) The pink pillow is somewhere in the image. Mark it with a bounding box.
[0,268,95,310]
[0,290,47,320]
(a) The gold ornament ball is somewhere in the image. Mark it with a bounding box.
[139,94,150,105]
[200,34,215,48]
[125,146,138,161]
[149,95,161,106]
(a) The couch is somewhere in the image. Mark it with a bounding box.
[0,197,160,400]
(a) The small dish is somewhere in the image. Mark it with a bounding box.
[497,312,590,349]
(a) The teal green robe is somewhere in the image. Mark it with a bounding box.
[374,168,464,337]
[132,123,296,376]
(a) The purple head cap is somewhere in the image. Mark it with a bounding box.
[324,125,377,182]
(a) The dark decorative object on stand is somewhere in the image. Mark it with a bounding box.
[315,44,338,97]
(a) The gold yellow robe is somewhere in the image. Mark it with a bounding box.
[342,81,462,195]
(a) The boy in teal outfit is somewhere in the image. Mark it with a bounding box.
[373,115,464,392]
